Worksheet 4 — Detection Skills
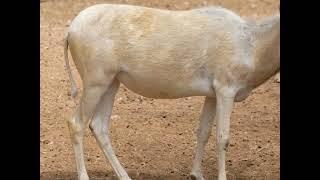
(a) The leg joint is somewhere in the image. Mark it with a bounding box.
[67,116,83,133]
[217,134,230,151]
[196,126,212,144]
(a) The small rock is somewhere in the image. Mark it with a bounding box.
[247,162,254,166]
[250,4,257,9]
[42,140,50,144]
[111,115,120,120]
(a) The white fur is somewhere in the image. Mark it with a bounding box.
[64,4,280,180]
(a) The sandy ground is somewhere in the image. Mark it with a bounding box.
[40,0,280,179]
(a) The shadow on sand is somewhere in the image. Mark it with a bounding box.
[40,171,192,180]
[40,170,278,180]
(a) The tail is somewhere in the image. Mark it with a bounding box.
[64,32,78,98]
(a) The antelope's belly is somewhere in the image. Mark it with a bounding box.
[116,70,214,99]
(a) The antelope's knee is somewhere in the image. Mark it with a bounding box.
[196,126,211,144]
[89,119,107,135]
[89,121,98,133]
[67,116,80,131]
[67,116,84,142]
[218,135,230,151]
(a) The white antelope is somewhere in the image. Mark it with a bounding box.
[64,4,279,180]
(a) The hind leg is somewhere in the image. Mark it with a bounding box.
[89,79,131,180]
[67,72,116,180]
[68,106,90,180]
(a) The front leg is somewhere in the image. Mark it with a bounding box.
[215,87,236,180]
[191,97,216,180]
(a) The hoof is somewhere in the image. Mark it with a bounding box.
[120,177,132,180]
[190,172,204,180]
[79,174,89,180]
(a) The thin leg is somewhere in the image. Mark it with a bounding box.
[215,89,235,180]
[68,77,114,180]
[191,97,216,180]
[89,80,131,180]
[68,107,90,180]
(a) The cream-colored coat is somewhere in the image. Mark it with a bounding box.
[64,4,279,180]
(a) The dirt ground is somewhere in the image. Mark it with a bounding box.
[40,0,280,179]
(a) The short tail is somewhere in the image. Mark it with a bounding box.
[64,32,78,98]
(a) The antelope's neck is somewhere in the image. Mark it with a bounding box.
[249,15,280,87]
